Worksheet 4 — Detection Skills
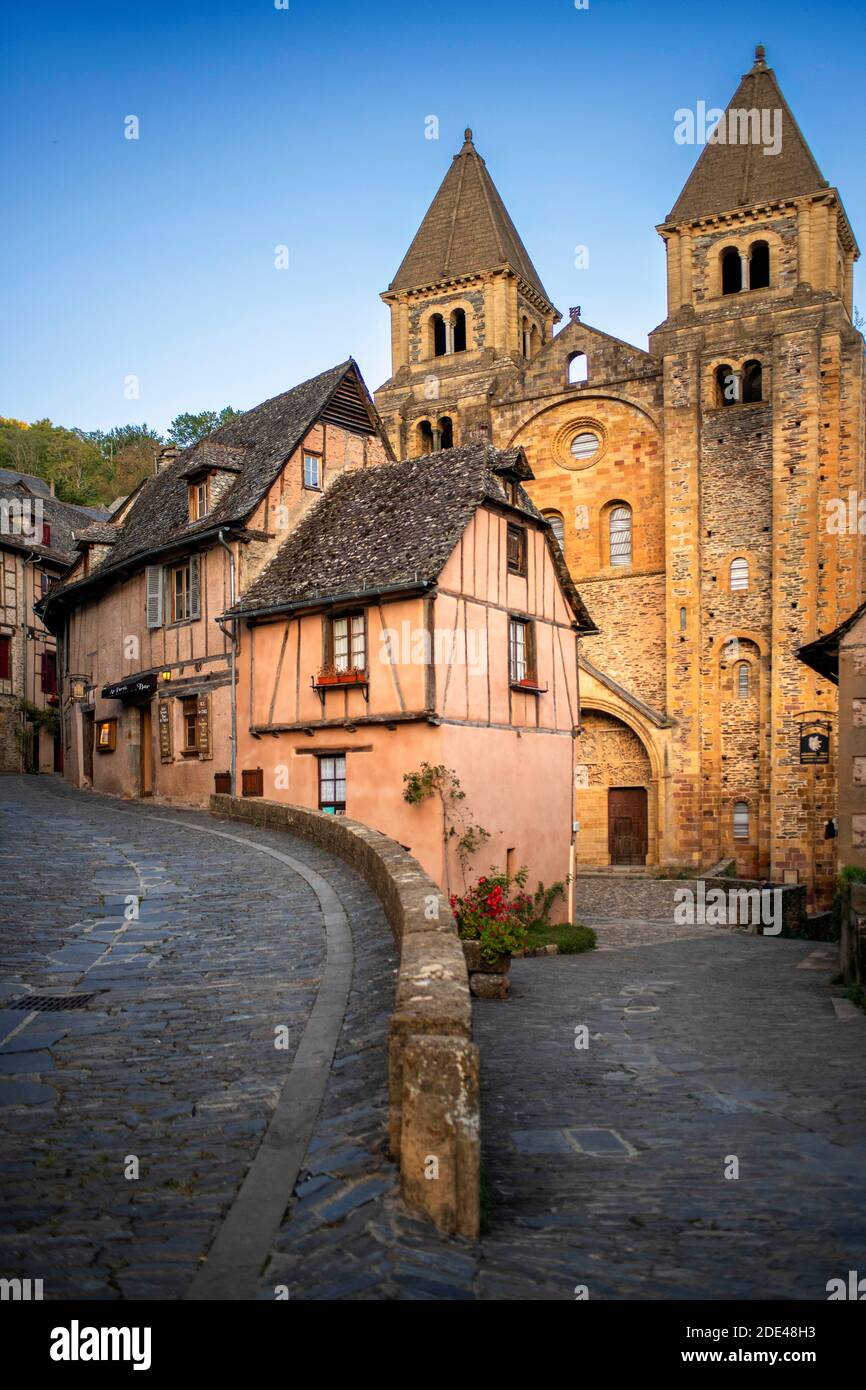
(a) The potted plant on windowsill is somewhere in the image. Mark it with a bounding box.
[313,665,368,687]
[512,673,547,693]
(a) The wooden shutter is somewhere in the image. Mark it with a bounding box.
[196,692,212,759]
[189,556,201,620]
[158,700,173,763]
[145,566,163,628]
[39,651,46,692]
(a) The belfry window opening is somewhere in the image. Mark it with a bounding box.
[721,246,743,295]
[749,240,770,289]
[431,309,466,357]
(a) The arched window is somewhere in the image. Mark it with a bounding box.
[450,308,467,353]
[733,801,750,840]
[680,606,687,632]
[742,360,763,403]
[567,352,588,385]
[543,510,565,550]
[730,557,749,592]
[749,241,770,289]
[417,420,434,455]
[431,314,447,357]
[721,246,742,295]
[716,363,738,406]
[609,504,632,566]
[737,662,750,698]
[438,416,453,450]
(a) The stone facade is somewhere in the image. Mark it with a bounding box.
[375,50,864,909]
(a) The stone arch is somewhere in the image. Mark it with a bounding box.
[574,704,661,867]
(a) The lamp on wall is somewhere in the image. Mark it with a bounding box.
[159,670,172,683]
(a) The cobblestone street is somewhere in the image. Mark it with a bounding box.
[2,777,865,1300]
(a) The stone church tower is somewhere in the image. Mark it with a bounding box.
[376,47,864,908]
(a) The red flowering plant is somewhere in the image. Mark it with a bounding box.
[450,866,532,963]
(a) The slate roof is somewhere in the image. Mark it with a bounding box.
[667,48,829,223]
[44,360,380,609]
[230,442,596,633]
[0,483,107,566]
[0,466,54,499]
[797,600,866,685]
[388,130,553,305]
[74,521,119,546]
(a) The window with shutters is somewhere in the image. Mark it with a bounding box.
[41,651,57,695]
[42,523,51,547]
[730,557,749,592]
[608,504,632,566]
[733,801,750,840]
[507,523,527,576]
[167,557,201,624]
[318,754,346,814]
[182,698,198,754]
[146,566,163,629]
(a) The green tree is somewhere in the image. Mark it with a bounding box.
[167,406,241,448]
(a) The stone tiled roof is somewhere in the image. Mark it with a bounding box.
[0,485,106,565]
[388,131,553,304]
[179,443,248,478]
[74,521,118,546]
[0,466,54,499]
[45,361,378,608]
[666,49,828,223]
[231,442,596,632]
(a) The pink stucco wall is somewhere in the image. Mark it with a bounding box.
[236,505,581,898]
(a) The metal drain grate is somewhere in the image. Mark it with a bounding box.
[5,993,98,1013]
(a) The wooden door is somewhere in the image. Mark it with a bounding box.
[608,787,648,865]
[140,706,153,797]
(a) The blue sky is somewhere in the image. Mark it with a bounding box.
[3,0,864,435]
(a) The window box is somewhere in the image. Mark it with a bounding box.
[511,676,547,694]
[313,667,368,688]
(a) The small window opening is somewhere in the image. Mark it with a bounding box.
[431,314,447,357]
[749,241,770,289]
[567,352,588,385]
[742,360,763,403]
[721,246,742,295]
[609,504,632,566]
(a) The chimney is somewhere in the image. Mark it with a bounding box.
[49,480,55,497]
[156,446,181,474]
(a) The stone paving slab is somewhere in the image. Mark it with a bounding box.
[3,776,865,1301]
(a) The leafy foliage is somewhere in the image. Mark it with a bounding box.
[451,871,531,962]
[167,407,241,448]
[402,762,489,894]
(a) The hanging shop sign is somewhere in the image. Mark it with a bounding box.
[799,717,831,765]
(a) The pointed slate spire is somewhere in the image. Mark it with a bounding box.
[667,45,828,223]
[388,129,553,303]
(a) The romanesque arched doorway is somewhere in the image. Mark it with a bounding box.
[574,709,657,867]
